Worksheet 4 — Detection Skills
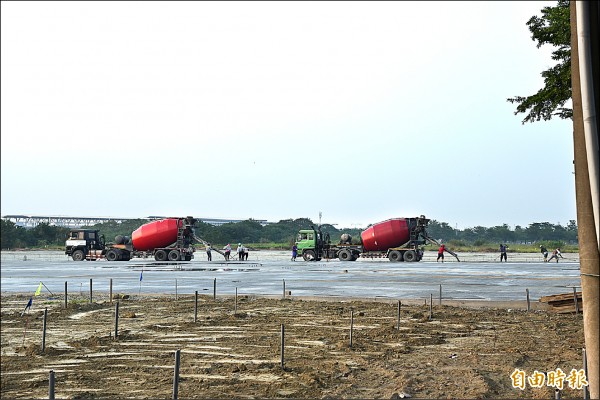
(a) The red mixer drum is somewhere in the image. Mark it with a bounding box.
[132,218,181,251]
[360,218,410,252]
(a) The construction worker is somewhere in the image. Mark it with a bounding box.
[237,243,244,261]
[437,244,446,262]
[540,245,548,262]
[499,244,508,262]
[548,248,564,263]
[206,243,212,261]
[223,244,231,261]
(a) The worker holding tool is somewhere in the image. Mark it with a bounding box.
[206,243,212,261]
[499,244,508,262]
[548,248,564,263]
[223,244,231,261]
[540,245,548,262]
[437,244,446,262]
[237,243,244,261]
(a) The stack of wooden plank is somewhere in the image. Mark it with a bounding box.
[539,292,583,313]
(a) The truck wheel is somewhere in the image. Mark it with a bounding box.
[106,249,119,261]
[388,250,403,262]
[72,250,85,261]
[338,249,352,261]
[302,250,316,261]
[404,250,417,262]
[168,250,180,261]
[120,251,131,261]
[155,250,168,261]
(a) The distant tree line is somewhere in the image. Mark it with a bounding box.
[427,220,578,246]
[1,219,72,249]
[0,217,578,250]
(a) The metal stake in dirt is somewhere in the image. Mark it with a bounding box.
[397,300,401,331]
[194,291,198,323]
[235,287,238,314]
[283,279,286,299]
[109,279,113,303]
[49,370,55,400]
[175,279,178,301]
[349,310,354,347]
[573,287,579,314]
[429,294,433,320]
[41,282,55,296]
[64,281,68,309]
[526,289,531,312]
[114,302,119,339]
[42,308,48,353]
[89,278,93,304]
[439,285,442,306]
[173,349,181,400]
[213,278,217,300]
[280,324,285,370]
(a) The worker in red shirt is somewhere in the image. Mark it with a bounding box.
[437,244,446,262]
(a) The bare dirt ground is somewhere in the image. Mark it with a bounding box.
[1,293,586,399]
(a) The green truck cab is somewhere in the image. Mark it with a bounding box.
[295,228,322,261]
[295,226,359,261]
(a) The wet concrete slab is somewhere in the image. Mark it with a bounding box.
[1,250,580,301]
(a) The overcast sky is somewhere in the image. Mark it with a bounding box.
[1,1,576,229]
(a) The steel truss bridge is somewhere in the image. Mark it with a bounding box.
[1,215,270,229]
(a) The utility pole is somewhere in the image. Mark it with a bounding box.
[570,2,599,398]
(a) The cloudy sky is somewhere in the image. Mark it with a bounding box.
[1,1,575,229]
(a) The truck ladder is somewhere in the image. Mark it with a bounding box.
[176,229,185,247]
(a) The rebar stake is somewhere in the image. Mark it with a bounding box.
[173,349,181,399]
[280,324,285,370]
[42,308,48,353]
[49,370,55,400]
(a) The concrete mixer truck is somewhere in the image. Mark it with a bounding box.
[65,217,197,261]
[296,215,459,262]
